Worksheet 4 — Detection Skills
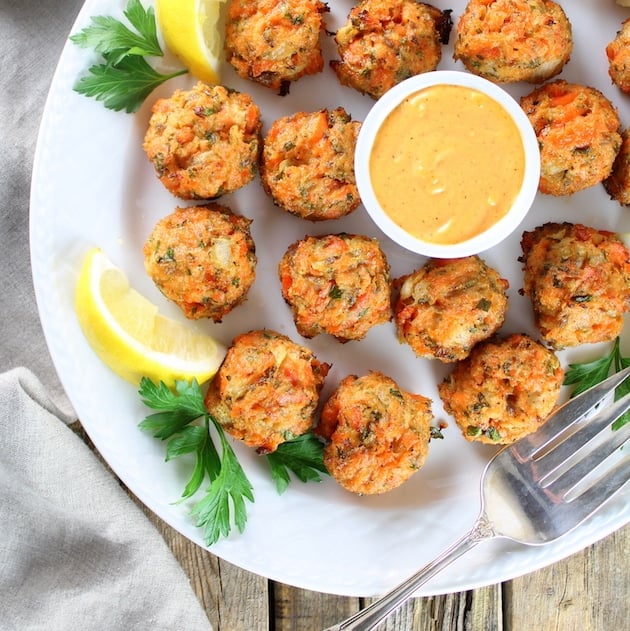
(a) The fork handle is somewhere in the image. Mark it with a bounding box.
[323,513,496,631]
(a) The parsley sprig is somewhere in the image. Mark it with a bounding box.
[138,377,328,545]
[70,0,187,113]
[563,336,630,431]
[267,432,329,494]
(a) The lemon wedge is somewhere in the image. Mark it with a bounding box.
[75,248,226,387]
[156,0,227,85]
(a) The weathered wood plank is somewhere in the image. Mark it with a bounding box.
[359,584,501,631]
[141,511,267,630]
[273,583,359,631]
[503,524,630,631]
[71,421,629,631]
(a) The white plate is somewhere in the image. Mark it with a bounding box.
[31,0,630,597]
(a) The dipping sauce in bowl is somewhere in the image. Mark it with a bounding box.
[355,71,540,258]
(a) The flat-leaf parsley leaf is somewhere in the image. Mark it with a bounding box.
[266,433,328,494]
[139,377,252,546]
[70,0,186,112]
[69,0,162,60]
[563,336,630,431]
[138,377,329,544]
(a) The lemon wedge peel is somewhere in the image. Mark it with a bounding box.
[75,248,226,388]
[156,0,227,85]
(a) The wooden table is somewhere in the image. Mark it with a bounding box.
[144,506,630,631]
[73,423,628,631]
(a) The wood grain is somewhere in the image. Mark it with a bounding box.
[504,524,630,631]
[71,421,629,631]
[148,522,629,631]
[273,583,359,630]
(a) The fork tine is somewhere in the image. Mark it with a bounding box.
[543,417,630,496]
[556,451,630,529]
[534,391,630,481]
[515,365,630,460]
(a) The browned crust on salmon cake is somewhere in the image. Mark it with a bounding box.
[261,108,361,221]
[205,330,330,454]
[604,128,630,206]
[316,371,433,494]
[143,82,262,199]
[331,0,451,100]
[143,203,256,321]
[520,80,621,196]
[225,0,328,94]
[278,233,391,341]
[393,256,509,362]
[454,0,572,84]
[438,334,563,445]
[519,222,630,348]
[607,18,630,94]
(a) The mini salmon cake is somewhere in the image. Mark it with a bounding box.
[142,82,262,200]
[520,80,621,196]
[438,334,563,445]
[393,256,509,362]
[316,371,434,495]
[519,222,630,348]
[331,0,452,100]
[607,18,630,94]
[225,0,328,94]
[605,128,630,206]
[453,0,572,84]
[143,204,256,321]
[278,234,391,341]
[261,108,361,221]
[204,329,330,454]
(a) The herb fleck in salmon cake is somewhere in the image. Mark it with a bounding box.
[394,256,509,362]
[519,222,630,348]
[261,108,361,221]
[143,82,262,199]
[316,371,434,495]
[204,330,330,454]
[225,0,328,94]
[331,0,452,100]
[278,234,391,341]
[454,0,572,84]
[438,334,563,445]
[520,80,621,196]
[143,203,256,321]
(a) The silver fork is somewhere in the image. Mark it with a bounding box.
[324,366,630,631]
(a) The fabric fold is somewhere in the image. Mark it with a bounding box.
[0,367,213,631]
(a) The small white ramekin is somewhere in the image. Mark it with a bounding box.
[354,70,540,258]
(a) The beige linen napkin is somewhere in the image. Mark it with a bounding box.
[1,0,84,416]
[0,367,213,631]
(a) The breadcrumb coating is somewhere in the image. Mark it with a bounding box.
[205,330,330,454]
[607,18,630,94]
[317,371,433,494]
[439,334,563,445]
[331,0,451,100]
[261,108,361,221]
[454,0,572,83]
[278,233,391,341]
[143,204,257,321]
[143,83,261,199]
[520,80,621,196]
[394,256,509,362]
[519,222,630,348]
[225,0,328,93]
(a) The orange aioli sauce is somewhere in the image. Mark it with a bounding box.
[369,85,525,245]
